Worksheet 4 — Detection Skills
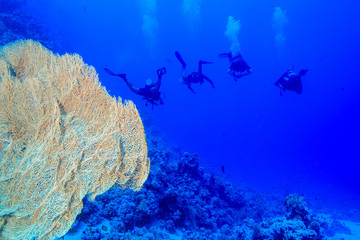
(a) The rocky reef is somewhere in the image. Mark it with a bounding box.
[0,0,55,49]
[65,135,343,240]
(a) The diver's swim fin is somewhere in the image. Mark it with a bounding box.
[218,52,231,58]
[295,83,303,94]
[104,68,116,76]
[299,69,308,77]
[175,51,186,68]
[199,60,213,64]
[104,68,127,79]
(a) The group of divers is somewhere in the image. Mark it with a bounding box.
[104,51,308,108]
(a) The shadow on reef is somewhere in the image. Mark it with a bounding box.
[65,136,348,240]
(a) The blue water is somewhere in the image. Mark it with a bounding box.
[25,0,360,209]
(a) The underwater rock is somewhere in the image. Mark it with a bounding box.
[0,0,25,12]
[285,193,309,221]
[73,135,340,240]
[0,5,55,50]
[252,194,328,240]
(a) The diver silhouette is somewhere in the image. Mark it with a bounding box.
[274,67,308,96]
[104,67,166,108]
[175,51,215,94]
[219,52,252,81]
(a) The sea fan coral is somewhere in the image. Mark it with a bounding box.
[0,40,149,240]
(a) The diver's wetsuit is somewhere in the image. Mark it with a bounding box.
[219,52,252,81]
[104,67,166,107]
[274,68,308,95]
[175,51,215,94]
[138,83,163,106]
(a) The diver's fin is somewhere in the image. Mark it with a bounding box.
[294,79,303,94]
[218,52,231,58]
[199,60,213,64]
[104,68,127,79]
[299,69,308,77]
[104,68,116,75]
[175,51,186,68]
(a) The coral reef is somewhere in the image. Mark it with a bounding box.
[252,194,327,239]
[0,40,149,240]
[68,136,335,240]
[0,0,25,13]
[0,0,55,49]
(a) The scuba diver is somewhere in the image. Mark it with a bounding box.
[104,67,166,108]
[175,51,215,94]
[274,67,308,96]
[219,52,252,81]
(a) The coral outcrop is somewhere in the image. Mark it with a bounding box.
[0,0,55,49]
[73,137,334,240]
[0,40,149,240]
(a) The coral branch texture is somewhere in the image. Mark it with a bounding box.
[0,40,150,240]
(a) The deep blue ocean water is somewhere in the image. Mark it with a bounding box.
[24,0,360,210]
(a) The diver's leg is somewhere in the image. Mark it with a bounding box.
[294,79,303,94]
[175,52,187,78]
[198,60,213,75]
[234,71,242,81]
[203,75,215,88]
[175,51,186,68]
[182,68,187,79]
[187,83,196,94]
[234,71,248,80]
[233,75,238,82]
[121,78,141,95]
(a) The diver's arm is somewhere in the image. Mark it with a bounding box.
[155,67,166,90]
[277,72,288,82]
[154,76,162,90]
